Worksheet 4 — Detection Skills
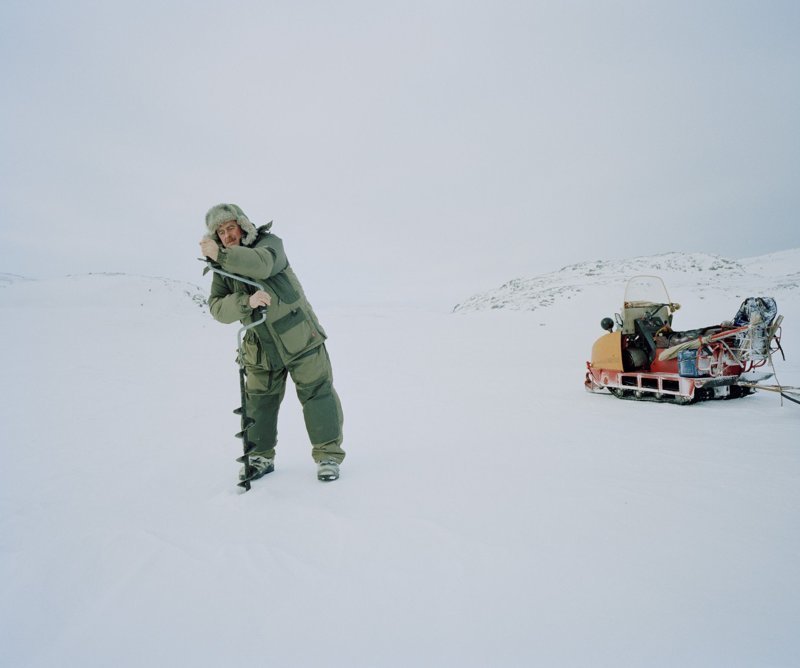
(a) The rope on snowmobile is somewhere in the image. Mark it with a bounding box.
[201,259,269,491]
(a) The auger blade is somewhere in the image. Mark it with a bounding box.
[236,446,257,463]
[235,418,256,440]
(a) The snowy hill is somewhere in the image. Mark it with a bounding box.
[0,271,208,312]
[0,272,33,288]
[453,249,800,313]
[1,257,799,667]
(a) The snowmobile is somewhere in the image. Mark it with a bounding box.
[585,276,783,403]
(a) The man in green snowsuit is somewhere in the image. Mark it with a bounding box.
[199,203,345,482]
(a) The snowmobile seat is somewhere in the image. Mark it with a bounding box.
[653,326,723,349]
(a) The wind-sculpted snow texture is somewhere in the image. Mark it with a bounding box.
[1,254,799,667]
[453,251,796,313]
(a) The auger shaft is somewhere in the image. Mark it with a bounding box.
[201,259,268,491]
[234,366,258,489]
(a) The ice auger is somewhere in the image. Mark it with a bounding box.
[202,260,267,491]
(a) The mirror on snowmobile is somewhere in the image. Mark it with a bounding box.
[601,317,614,332]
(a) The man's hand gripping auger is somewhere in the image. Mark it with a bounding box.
[201,259,268,491]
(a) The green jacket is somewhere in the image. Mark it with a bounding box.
[207,225,327,368]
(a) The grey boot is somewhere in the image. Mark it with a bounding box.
[240,454,275,482]
[317,460,340,482]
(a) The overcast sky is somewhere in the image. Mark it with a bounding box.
[1,1,798,306]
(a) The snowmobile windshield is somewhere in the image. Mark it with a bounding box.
[623,275,672,307]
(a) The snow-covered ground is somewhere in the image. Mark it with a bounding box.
[1,253,799,667]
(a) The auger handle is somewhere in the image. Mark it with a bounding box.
[200,258,269,359]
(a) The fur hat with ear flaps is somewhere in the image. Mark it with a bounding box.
[205,203,259,246]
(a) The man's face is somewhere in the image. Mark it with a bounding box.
[217,220,243,247]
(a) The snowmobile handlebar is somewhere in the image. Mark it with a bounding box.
[644,302,681,316]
